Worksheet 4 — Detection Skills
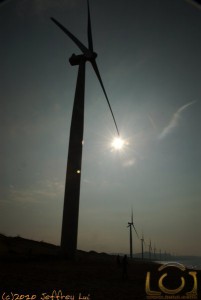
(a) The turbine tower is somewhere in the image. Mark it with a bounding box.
[140,233,145,260]
[153,244,157,260]
[127,210,139,259]
[149,240,152,260]
[51,0,119,259]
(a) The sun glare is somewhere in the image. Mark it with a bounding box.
[111,137,125,151]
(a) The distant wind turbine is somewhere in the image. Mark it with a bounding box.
[149,240,152,260]
[140,233,145,260]
[127,210,139,259]
[51,0,119,259]
[153,245,157,260]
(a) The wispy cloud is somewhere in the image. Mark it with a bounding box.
[158,101,196,140]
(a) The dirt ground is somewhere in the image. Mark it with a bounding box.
[0,235,200,300]
[1,257,200,300]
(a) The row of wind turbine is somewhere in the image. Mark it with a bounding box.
[127,210,171,261]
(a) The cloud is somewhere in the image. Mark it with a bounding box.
[158,101,196,140]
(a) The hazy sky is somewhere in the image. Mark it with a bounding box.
[0,0,201,256]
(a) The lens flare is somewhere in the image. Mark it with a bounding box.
[111,137,125,150]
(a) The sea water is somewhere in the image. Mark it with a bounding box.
[156,259,201,270]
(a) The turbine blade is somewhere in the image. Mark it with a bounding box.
[131,209,133,224]
[87,0,93,51]
[91,60,119,135]
[133,224,139,239]
[50,17,89,56]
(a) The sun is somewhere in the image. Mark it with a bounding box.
[111,137,125,151]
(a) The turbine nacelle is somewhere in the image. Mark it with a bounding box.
[127,211,139,239]
[127,222,133,227]
[69,52,97,66]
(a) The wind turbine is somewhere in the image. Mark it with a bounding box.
[149,240,152,260]
[159,249,162,261]
[51,0,119,259]
[127,210,139,259]
[140,233,145,260]
[153,244,157,260]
